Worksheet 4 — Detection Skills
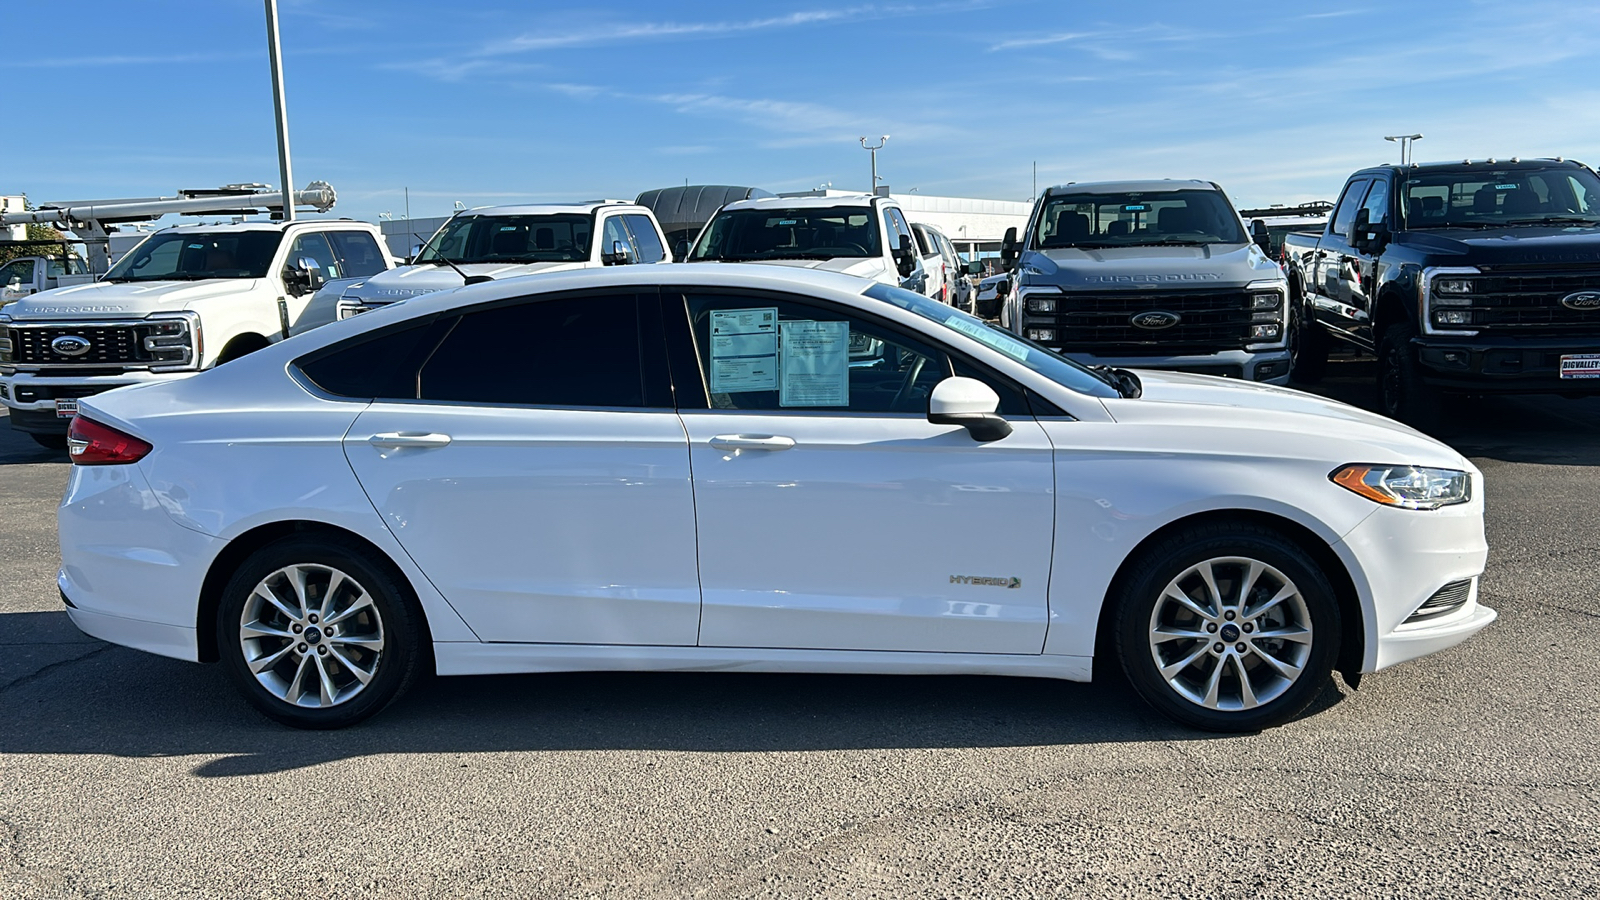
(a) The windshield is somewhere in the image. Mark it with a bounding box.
[1400,166,1600,228]
[691,206,882,261]
[415,214,593,264]
[104,231,283,282]
[863,283,1120,399]
[1033,189,1247,249]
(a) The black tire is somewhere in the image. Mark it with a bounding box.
[1113,522,1341,732]
[31,433,69,451]
[1378,322,1442,430]
[1288,294,1328,385]
[217,535,423,729]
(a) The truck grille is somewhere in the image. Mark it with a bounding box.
[1028,288,1255,354]
[9,324,145,366]
[1457,269,1600,333]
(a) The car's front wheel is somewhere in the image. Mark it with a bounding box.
[218,535,423,729]
[1114,523,1340,732]
[1378,322,1442,430]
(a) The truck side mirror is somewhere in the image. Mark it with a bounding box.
[894,234,916,277]
[673,239,691,261]
[602,240,633,266]
[1250,219,1271,254]
[1349,208,1383,253]
[1000,227,1019,271]
[965,260,983,275]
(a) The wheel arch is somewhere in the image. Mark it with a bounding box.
[1092,508,1364,684]
[196,519,435,666]
[216,331,273,364]
[1372,283,1413,345]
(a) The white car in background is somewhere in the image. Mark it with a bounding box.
[59,265,1493,732]
[688,193,927,295]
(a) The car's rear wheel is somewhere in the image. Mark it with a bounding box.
[1114,523,1340,732]
[218,536,422,729]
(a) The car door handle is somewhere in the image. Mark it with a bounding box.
[709,434,796,451]
[368,432,452,449]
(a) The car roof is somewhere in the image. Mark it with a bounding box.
[1357,158,1588,178]
[1044,179,1219,196]
[457,201,643,217]
[718,194,884,212]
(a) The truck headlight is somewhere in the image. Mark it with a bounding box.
[1026,328,1056,342]
[1433,310,1474,326]
[1025,297,1057,313]
[1433,278,1475,295]
[137,317,195,365]
[1250,291,1282,311]
[1331,464,1471,510]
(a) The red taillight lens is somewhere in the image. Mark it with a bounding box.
[67,416,152,466]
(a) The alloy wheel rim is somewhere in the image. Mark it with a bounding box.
[240,564,384,708]
[1147,556,1313,712]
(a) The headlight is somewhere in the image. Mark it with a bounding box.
[1331,464,1471,510]
[1026,328,1055,342]
[1250,323,1281,340]
[1026,297,1057,313]
[1250,291,1281,311]
[1433,278,1475,295]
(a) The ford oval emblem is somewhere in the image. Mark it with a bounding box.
[1560,291,1600,311]
[50,335,92,357]
[1130,310,1181,330]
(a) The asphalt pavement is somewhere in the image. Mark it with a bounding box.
[2,360,1598,898]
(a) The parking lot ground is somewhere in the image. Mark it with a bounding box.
[2,370,1599,898]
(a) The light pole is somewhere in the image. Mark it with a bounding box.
[264,0,295,222]
[1384,133,1424,166]
[859,136,889,193]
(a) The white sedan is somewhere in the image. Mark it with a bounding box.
[57,265,1494,731]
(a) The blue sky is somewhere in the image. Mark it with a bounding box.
[4,0,1597,224]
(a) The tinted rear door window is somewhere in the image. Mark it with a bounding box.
[624,215,667,263]
[328,231,389,277]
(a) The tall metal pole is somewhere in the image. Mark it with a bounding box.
[265,0,295,222]
[1384,133,1423,166]
[859,136,889,193]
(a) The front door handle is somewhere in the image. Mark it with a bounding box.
[709,434,796,451]
[368,432,452,449]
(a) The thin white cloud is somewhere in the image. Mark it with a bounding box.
[484,9,867,53]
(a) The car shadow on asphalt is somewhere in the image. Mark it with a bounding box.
[0,610,1352,775]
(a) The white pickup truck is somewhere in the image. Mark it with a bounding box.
[0,219,391,447]
[685,193,928,295]
[310,201,672,325]
[0,254,94,305]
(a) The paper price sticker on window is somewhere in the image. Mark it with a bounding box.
[779,320,849,407]
[710,307,778,392]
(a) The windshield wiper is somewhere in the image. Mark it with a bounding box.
[1087,365,1142,399]
[1504,216,1600,226]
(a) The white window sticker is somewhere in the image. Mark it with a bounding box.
[779,320,849,407]
[944,313,1031,362]
[709,307,778,392]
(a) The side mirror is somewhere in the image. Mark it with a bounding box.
[894,233,916,277]
[965,260,984,275]
[928,377,1012,442]
[602,240,633,266]
[1250,219,1271,253]
[673,239,691,261]
[1000,226,1019,271]
[1349,208,1385,252]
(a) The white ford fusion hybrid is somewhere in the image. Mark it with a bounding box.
[57,265,1494,731]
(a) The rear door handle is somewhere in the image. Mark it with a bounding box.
[368,432,452,449]
[709,434,796,451]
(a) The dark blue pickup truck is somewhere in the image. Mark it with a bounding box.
[1282,158,1600,426]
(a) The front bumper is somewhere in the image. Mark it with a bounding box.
[1060,348,1291,384]
[1415,335,1600,393]
[1,370,189,433]
[1333,493,1494,673]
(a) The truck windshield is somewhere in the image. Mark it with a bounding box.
[862,283,1120,399]
[415,214,593,264]
[1400,166,1600,228]
[1033,190,1247,249]
[104,231,284,282]
[691,207,882,261]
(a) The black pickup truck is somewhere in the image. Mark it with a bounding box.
[1282,158,1600,426]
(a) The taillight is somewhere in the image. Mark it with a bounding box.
[67,416,152,466]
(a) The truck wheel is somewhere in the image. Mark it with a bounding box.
[1113,522,1340,732]
[31,433,68,451]
[1378,322,1442,430]
[1288,301,1327,384]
